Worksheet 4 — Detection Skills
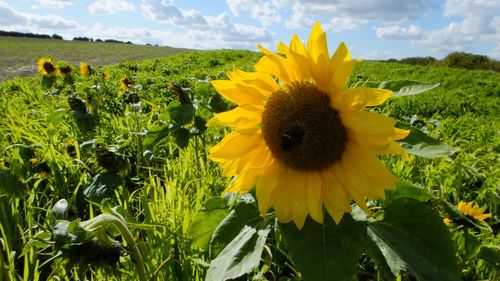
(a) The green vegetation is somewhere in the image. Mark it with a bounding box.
[0,49,498,280]
[388,52,500,72]
[0,36,188,81]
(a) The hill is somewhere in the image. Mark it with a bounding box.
[0,36,188,81]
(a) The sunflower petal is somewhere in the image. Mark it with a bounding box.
[306,173,324,223]
[211,80,266,105]
[209,130,262,161]
[208,106,260,129]
[341,88,392,111]
[256,160,282,214]
[256,44,296,83]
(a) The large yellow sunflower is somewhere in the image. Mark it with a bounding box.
[208,22,409,229]
[37,57,57,76]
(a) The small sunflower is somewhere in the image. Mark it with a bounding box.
[57,63,73,77]
[208,22,409,229]
[103,70,110,81]
[444,200,492,226]
[80,62,92,78]
[37,57,57,76]
[120,77,134,90]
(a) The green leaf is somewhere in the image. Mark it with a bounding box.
[173,128,191,148]
[477,245,500,271]
[385,181,432,203]
[208,94,229,113]
[365,234,397,281]
[211,201,264,247]
[168,100,195,127]
[367,198,460,281]
[143,123,170,150]
[188,209,229,249]
[45,108,67,124]
[280,214,366,281]
[377,80,440,97]
[397,123,457,158]
[83,173,122,201]
[205,225,271,281]
[52,199,69,220]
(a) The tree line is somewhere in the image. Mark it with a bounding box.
[387,52,499,72]
[0,30,133,45]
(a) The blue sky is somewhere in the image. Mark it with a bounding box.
[1,0,499,60]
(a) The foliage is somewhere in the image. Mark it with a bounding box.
[0,48,498,281]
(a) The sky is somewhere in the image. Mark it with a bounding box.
[1,0,499,60]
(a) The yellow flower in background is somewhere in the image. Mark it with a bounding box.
[208,22,409,229]
[120,77,133,90]
[80,62,92,78]
[103,70,110,81]
[57,63,73,77]
[444,201,492,225]
[37,57,57,76]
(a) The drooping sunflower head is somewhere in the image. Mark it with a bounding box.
[120,77,134,90]
[57,63,73,77]
[37,57,57,76]
[80,62,92,78]
[444,200,492,226]
[208,22,409,229]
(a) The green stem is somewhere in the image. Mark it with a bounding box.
[82,213,147,281]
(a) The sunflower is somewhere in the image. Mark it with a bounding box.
[444,201,492,226]
[208,22,409,229]
[80,62,92,78]
[37,57,57,76]
[120,77,133,90]
[57,63,73,77]
[103,70,110,81]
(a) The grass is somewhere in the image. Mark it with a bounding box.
[0,37,188,81]
[0,48,498,280]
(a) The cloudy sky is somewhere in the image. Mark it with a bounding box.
[1,0,499,60]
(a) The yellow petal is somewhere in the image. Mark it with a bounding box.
[207,106,261,129]
[306,173,324,224]
[256,160,282,214]
[227,68,278,95]
[341,88,392,111]
[211,80,266,105]
[277,39,311,80]
[321,168,351,222]
[307,22,329,63]
[209,130,262,161]
[256,44,296,83]
[475,213,492,221]
[331,60,358,93]
[290,175,309,229]
[341,111,397,136]
[331,162,371,214]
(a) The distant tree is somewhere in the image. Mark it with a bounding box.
[442,52,494,70]
[51,34,63,40]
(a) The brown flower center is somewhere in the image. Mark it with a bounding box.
[261,82,347,171]
[43,62,56,74]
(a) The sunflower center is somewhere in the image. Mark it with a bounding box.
[43,62,55,73]
[261,81,347,171]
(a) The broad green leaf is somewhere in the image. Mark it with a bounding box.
[397,123,457,158]
[143,123,170,150]
[377,80,440,97]
[173,127,191,148]
[477,245,500,271]
[385,180,432,203]
[188,209,229,249]
[168,100,195,127]
[45,108,67,123]
[280,214,366,281]
[367,198,460,281]
[205,225,270,281]
[52,199,69,220]
[211,201,264,247]
[83,173,122,201]
[365,234,397,281]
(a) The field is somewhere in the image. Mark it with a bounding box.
[0,45,498,281]
[0,37,187,81]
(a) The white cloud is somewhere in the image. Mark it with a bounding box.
[140,0,272,49]
[38,0,74,8]
[326,17,367,33]
[141,0,207,28]
[376,25,422,40]
[0,1,79,30]
[284,0,429,29]
[89,0,135,15]
[226,0,281,26]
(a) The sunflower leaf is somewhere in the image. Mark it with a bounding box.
[375,80,440,97]
[367,198,460,281]
[205,224,271,281]
[397,123,457,158]
[280,213,366,281]
[477,245,500,271]
[385,180,432,203]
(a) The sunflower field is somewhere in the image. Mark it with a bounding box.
[0,25,499,281]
